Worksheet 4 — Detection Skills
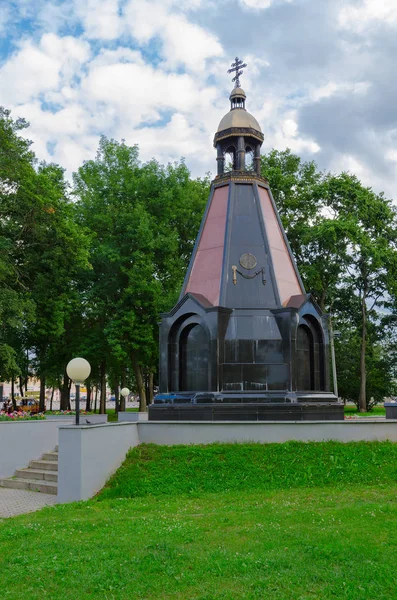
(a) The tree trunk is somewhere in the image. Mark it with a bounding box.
[120,370,127,412]
[99,362,106,414]
[18,376,24,398]
[148,372,154,405]
[115,387,120,413]
[60,367,70,410]
[50,387,54,411]
[24,347,29,394]
[39,376,46,412]
[358,287,368,413]
[132,354,147,412]
[319,289,327,313]
[86,383,91,412]
[11,378,16,410]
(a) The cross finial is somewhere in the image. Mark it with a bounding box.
[227,56,247,88]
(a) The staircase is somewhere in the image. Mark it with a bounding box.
[0,446,58,495]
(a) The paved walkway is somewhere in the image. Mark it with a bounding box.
[0,488,57,518]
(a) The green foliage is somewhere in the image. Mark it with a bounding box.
[261,149,397,408]
[1,113,209,406]
[0,108,35,380]
[73,137,208,407]
[0,108,89,406]
[336,327,397,408]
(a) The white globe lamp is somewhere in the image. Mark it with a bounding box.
[120,387,130,412]
[66,358,91,425]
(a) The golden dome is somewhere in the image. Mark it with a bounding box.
[216,109,262,133]
[230,87,246,100]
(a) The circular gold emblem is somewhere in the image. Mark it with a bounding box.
[239,253,257,270]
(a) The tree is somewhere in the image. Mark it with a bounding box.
[0,108,35,389]
[326,173,397,411]
[0,108,90,409]
[73,137,208,410]
[261,149,397,410]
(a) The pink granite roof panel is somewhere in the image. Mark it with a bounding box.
[185,185,229,306]
[258,186,303,305]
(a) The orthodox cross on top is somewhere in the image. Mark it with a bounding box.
[227,56,247,88]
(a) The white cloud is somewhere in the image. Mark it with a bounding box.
[0,42,60,105]
[0,34,90,105]
[339,0,397,32]
[3,0,397,200]
[239,0,272,8]
[238,0,293,9]
[256,99,321,156]
[11,100,98,172]
[310,80,371,102]
[124,0,223,72]
[75,0,123,40]
[128,112,211,167]
[273,113,320,155]
[82,57,215,125]
[0,30,223,178]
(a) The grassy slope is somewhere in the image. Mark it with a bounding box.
[1,442,397,600]
[100,441,397,498]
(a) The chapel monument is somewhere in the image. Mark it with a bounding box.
[149,58,343,421]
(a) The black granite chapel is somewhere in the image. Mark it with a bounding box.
[149,58,342,421]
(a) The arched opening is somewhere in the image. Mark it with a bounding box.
[167,313,196,391]
[179,323,209,391]
[224,145,237,172]
[296,316,326,391]
[231,96,246,110]
[296,325,313,390]
[245,145,254,171]
[304,315,325,390]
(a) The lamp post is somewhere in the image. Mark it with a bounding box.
[66,358,91,425]
[120,387,130,413]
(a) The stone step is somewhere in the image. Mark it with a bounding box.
[41,452,58,462]
[29,459,58,472]
[15,468,58,482]
[0,478,57,495]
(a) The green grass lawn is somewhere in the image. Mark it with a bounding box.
[1,442,397,599]
[344,404,386,417]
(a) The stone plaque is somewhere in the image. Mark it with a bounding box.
[239,253,257,270]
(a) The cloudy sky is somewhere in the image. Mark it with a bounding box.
[1,0,397,196]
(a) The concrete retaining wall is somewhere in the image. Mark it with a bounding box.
[137,420,397,445]
[0,419,72,478]
[57,423,139,503]
[55,419,397,503]
[46,414,108,424]
[118,412,148,422]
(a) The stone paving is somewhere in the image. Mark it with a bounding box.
[0,487,57,518]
